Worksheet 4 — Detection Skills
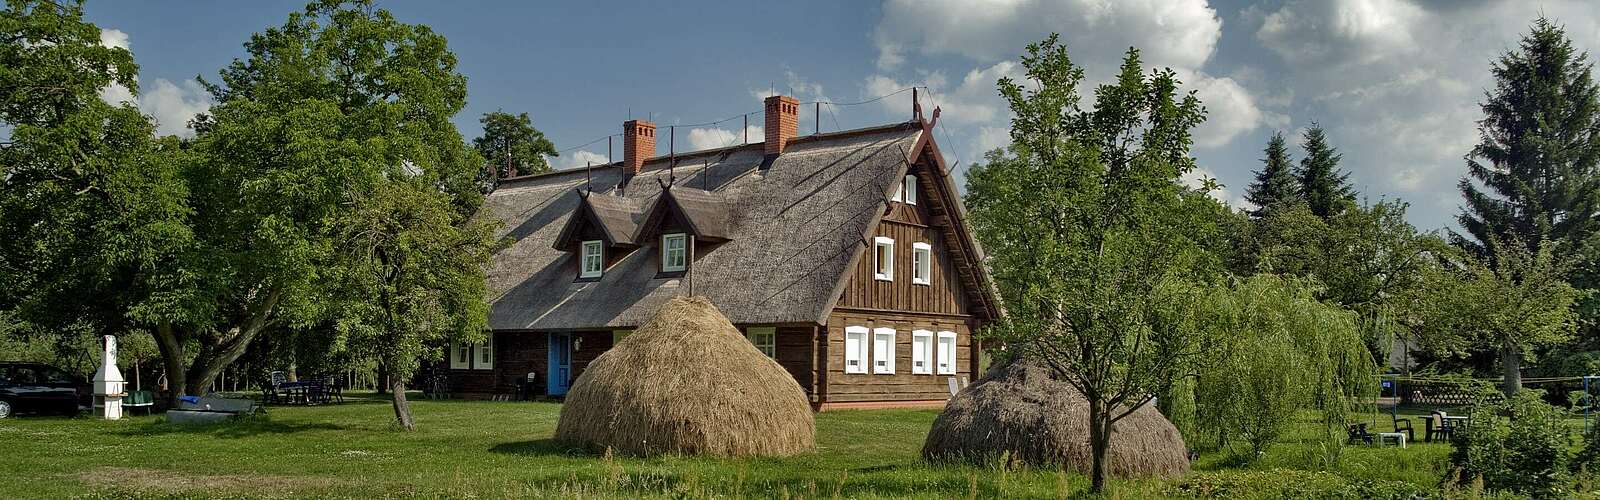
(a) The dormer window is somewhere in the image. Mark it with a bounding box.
[580,240,604,278]
[903,174,918,205]
[874,236,895,281]
[662,233,688,272]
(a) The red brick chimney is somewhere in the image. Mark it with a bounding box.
[764,95,799,156]
[623,119,656,175]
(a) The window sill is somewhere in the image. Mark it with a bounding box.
[654,270,687,279]
[874,275,894,282]
[912,280,930,286]
[575,275,601,283]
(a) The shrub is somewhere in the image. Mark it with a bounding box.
[1447,390,1575,498]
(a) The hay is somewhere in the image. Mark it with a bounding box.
[921,357,1190,478]
[553,296,815,457]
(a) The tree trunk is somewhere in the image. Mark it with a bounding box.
[1088,398,1110,493]
[376,361,389,395]
[392,380,415,431]
[1502,343,1522,396]
[152,322,188,407]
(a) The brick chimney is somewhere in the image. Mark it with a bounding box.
[764,95,799,156]
[623,119,656,175]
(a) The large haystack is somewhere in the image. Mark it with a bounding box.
[553,296,815,457]
[922,357,1189,478]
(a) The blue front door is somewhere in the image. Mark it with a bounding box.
[547,333,572,396]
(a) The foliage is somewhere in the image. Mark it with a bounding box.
[965,34,1219,491]
[1243,131,1300,218]
[1447,390,1576,498]
[0,0,191,366]
[1191,276,1377,463]
[473,110,558,178]
[1294,126,1354,219]
[1454,16,1600,261]
[1406,239,1582,394]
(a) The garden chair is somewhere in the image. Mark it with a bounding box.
[1346,423,1374,445]
[1392,414,1414,442]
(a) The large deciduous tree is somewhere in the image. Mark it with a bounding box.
[0,0,191,376]
[1408,239,1581,396]
[965,35,1219,493]
[473,110,558,178]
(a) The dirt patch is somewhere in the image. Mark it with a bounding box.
[78,466,345,496]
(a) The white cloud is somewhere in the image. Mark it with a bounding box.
[1182,166,1241,208]
[874,0,1223,73]
[549,150,610,170]
[97,28,213,138]
[686,125,762,151]
[1184,71,1271,149]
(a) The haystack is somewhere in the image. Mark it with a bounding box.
[921,356,1189,478]
[553,296,815,457]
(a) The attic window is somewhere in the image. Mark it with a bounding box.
[662,233,688,272]
[580,240,603,278]
[912,242,931,285]
[874,236,895,282]
[904,175,918,205]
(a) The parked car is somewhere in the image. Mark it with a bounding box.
[0,362,89,418]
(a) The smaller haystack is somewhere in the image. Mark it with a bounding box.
[553,296,814,457]
[922,357,1189,478]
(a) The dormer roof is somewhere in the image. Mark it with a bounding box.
[551,191,644,249]
[636,184,731,242]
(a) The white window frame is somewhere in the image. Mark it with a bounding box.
[747,326,776,359]
[580,240,604,278]
[661,233,688,272]
[844,326,869,374]
[912,242,931,286]
[904,174,918,205]
[891,179,903,202]
[451,342,470,370]
[936,331,957,375]
[873,327,897,374]
[911,330,933,375]
[873,236,895,282]
[476,339,494,370]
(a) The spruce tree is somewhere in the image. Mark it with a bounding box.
[1244,131,1300,217]
[1455,16,1600,258]
[1295,125,1354,219]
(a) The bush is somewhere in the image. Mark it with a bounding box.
[1171,469,1429,499]
[1447,390,1576,498]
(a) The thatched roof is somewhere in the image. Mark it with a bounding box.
[921,357,1190,478]
[479,123,938,330]
[553,296,815,457]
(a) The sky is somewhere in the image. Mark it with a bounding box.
[83,0,1600,232]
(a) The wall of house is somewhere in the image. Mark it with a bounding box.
[822,310,976,403]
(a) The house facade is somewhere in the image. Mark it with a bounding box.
[446,95,1000,410]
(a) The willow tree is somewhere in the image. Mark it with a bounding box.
[965,35,1221,492]
[1192,275,1376,463]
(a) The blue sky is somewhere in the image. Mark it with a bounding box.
[87,1,1600,232]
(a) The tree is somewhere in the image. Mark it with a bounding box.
[1455,17,1600,260]
[1408,239,1581,395]
[1243,132,1300,217]
[333,182,496,429]
[965,35,1217,492]
[1192,275,1375,463]
[0,0,192,380]
[473,111,557,178]
[1295,125,1354,219]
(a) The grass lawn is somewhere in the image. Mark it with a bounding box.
[0,392,1464,498]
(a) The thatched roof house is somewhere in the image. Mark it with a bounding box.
[922,357,1190,478]
[445,93,1002,410]
[554,296,814,457]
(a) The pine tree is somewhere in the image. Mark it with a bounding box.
[1296,125,1354,219]
[1244,132,1300,217]
[1454,16,1600,258]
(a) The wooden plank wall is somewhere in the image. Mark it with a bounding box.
[823,310,975,402]
[447,332,547,397]
[835,174,971,316]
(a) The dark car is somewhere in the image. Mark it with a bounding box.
[0,362,89,418]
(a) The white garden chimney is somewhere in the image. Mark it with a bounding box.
[92,335,125,420]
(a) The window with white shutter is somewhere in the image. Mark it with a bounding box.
[476,340,494,370]
[937,331,957,375]
[912,242,931,285]
[912,330,933,375]
[873,327,896,374]
[844,326,868,374]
